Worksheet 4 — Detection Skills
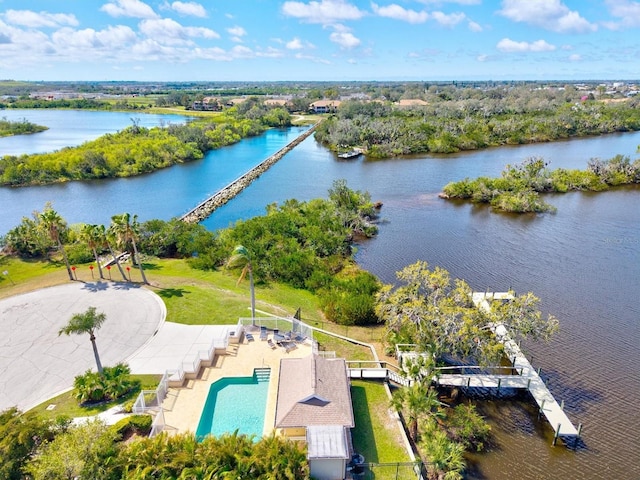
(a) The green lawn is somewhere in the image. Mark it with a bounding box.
[351,380,411,464]
[29,374,161,420]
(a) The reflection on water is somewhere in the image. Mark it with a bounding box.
[1,116,640,479]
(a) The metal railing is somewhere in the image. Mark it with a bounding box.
[132,371,170,414]
[149,409,165,438]
[347,461,425,480]
[238,316,315,344]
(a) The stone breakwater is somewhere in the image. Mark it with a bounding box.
[181,123,320,224]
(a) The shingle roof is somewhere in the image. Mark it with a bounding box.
[275,354,354,428]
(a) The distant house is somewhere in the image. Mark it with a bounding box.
[395,99,429,107]
[264,98,289,107]
[275,354,354,480]
[191,96,222,111]
[309,100,341,113]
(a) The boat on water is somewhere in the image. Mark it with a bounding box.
[337,149,362,159]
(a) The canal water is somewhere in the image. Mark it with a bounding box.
[1,110,639,479]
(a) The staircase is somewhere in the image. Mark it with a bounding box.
[254,367,271,383]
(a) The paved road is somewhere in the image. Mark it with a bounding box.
[0,281,165,411]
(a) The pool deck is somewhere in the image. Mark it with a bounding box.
[160,332,314,436]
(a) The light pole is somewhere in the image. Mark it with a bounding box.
[2,270,15,285]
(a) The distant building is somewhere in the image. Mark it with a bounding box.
[309,100,341,113]
[275,354,354,480]
[395,98,429,107]
[191,96,222,111]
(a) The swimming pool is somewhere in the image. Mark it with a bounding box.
[196,368,270,439]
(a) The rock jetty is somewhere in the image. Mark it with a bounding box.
[181,122,320,224]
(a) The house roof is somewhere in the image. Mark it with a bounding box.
[309,100,342,108]
[306,425,350,460]
[275,354,354,429]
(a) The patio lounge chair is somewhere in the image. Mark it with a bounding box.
[245,332,255,342]
[285,342,298,354]
[267,338,277,349]
[260,326,268,341]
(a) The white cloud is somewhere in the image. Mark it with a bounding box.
[568,53,582,61]
[498,0,597,34]
[227,26,247,37]
[330,30,361,48]
[497,38,556,52]
[230,45,254,58]
[371,3,429,24]
[477,54,488,61]
[417,0,480,4]
[3,10,78,28]
[101,0,158,19]
[286,37,304,49]
[170,1,207,18]
[294,52,332,64]
[431,11,466,27]
[139,18,219,45]
[282,0,365,24]
[603,0,640,29]
[52,25,137,50]
[468,20,482,32]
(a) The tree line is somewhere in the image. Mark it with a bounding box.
[0,410,308,480]
[314,92,640,157]
[441,154,640,213]
[0,104,291,186]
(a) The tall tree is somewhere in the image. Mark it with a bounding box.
[59,306,107,374]
[110,213,148,284]
[98,224,128,281]
[376,261,558,364]
[227,245,256,324]
[39,205,73,281]
[80,224,105,280]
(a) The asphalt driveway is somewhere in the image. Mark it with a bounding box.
[0,281,165,411]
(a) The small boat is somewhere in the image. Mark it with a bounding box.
[337,150,362,159]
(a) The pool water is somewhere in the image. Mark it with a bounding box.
[196,369,270,439]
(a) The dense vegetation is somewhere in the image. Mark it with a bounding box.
[442,155,640,213]
[0,102,291,186]
[2,181,381,325]
[380,261,556,478]
[0,117,47,137]
[315,87,640,157]
[0,408,309,480]
[376,261,558,364]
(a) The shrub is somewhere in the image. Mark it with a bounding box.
[111,414,153,440]
[447,403,491,452]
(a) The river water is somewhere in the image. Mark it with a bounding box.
[1,111,639,479]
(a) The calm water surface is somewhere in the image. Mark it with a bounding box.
[1,112,639,479]
[205,132,640,480]
[0,109,191,156]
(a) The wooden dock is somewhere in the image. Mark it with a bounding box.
[348,292,581,446]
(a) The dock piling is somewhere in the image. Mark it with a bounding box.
[553,424,561,446]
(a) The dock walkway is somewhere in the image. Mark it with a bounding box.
[348,292,580,445]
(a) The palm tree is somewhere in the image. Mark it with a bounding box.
[99,224,128,281]
[39,206,73,281]
[80,224,105,280]
[59,306,106,374]
[390,382,443,442]
[227,245,255,324]
[110,213,148,284]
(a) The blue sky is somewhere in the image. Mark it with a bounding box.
[0,0,639,81]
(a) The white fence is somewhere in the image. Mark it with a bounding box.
[238,316,315,344]
[132,371,170,414]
